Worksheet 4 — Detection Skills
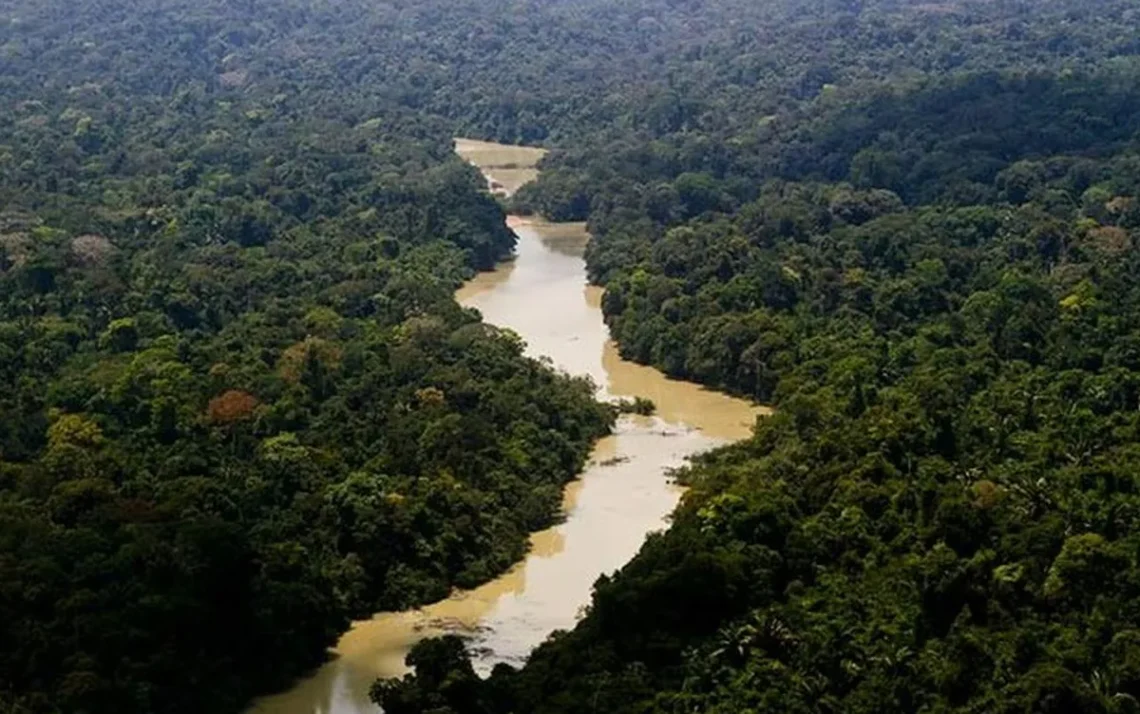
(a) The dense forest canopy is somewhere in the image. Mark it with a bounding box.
[4,0,1139,143]
[6,0,1140,713]
[435,85,1140,706]
[0,2,624,713]
[384,3,1140,714]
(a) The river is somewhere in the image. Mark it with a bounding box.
[248,139,765,714]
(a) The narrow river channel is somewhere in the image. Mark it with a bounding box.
[249,139,765,714]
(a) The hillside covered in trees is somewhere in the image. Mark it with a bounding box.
[0,2,621,713]
[6,0,1140,713]
[380,3,1140,714]
[386,67,1140,712]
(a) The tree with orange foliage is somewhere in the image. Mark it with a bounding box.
[278,337,342,386]
[206,389,260,425]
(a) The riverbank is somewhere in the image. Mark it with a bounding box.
[247,139,765,714]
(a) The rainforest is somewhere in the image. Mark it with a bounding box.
[4,1,1140,713]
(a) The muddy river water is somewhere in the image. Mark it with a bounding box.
[249,139,765,714]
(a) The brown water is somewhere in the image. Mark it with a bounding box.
[453,138,545,196]
[249,141,765,714]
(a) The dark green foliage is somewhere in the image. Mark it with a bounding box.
[369,4,1140,714]
[0,134,611,712]
[7,0,1140,713]
[0,2,623,713]
[371,636,492,714]
[614,397,656,416]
